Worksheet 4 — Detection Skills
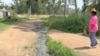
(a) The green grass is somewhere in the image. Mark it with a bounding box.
[0,15,28,32]
[18,14,50,19]
[97,36,100,39]
[43,14,100,36]
[0,23,10,31]
[0,22,18,32]
[46,36,80,56]
[43,15,90,33]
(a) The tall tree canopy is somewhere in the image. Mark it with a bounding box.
[11,0,65,15]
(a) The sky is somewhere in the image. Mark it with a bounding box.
[77,0,83,9]
[69,0,83,9]
[1,0,83,9]
[1,0,13,5]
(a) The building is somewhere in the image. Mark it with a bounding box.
[0,8,9,18]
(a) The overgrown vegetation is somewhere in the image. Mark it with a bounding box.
[44,14,90,33]
[46,36,79,56]
[0,15,28,31]
[43,14,100,36]
[0,23,10,31]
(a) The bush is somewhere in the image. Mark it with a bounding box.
[1,15,28,22]
[97,16,100,35]
[44,14,100,36]
[44,14,90,33]
[46,36,79,56]
[0,15,28,31]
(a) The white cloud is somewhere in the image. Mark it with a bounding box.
[1,0,13,5]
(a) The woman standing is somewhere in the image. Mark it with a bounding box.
[89,8,98,48]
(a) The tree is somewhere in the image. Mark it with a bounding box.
[47,0,64,15]
[26,0,32,16]
[64,0,67,16]
[74,0,77,14]
[87,0,100,14]
[91,0,97,5]
[11,0,66,15]
[12,0,49,14]
[82,0,89,12]
[37,0,48,14]
[68,0,78,14]
[0,0,2,5]
[49,0,56,15]
[12,0,28,14]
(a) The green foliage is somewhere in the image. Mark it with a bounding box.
[12,0,28,14]
[0,23,10,31]
[11,0,48,14]
[83,0,100,14]
[44,14,100,36]
[82,0,89,12]
[96,15,100,35]
[44,15,90,33]
[0,15,28,31]
[11,0,65,14]
[2,15,28,22]
[46,36,79,56]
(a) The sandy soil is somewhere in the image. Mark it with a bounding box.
[0,20,39,56]
[49,30,100,56]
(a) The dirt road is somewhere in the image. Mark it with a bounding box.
[1,19,100,56]
[0,20,39,56]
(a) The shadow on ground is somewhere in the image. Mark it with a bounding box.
[74,46,91,50]
[13,19,43,32]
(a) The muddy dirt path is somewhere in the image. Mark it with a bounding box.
[0,20,40,56]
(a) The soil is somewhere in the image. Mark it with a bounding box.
[49,30,100,56]
[0,20,39,56]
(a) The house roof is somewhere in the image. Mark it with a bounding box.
[0,8,8,12]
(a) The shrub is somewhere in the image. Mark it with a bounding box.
[0,14,28,31]
[97,16,100,35]
[44,14,90,33]
[44,14,100,36]
[1,15,28,22]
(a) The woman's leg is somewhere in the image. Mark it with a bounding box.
[89,32,97,47]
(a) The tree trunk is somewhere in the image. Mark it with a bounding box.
[94,0,96,4]
[93,0,97,5]
[74,0,78,14]
[27,0,31,18]
[64,0,67,16]
[28,5,31,17]
[48,2,50,15]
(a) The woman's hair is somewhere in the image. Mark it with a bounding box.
[91,11,97,15]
